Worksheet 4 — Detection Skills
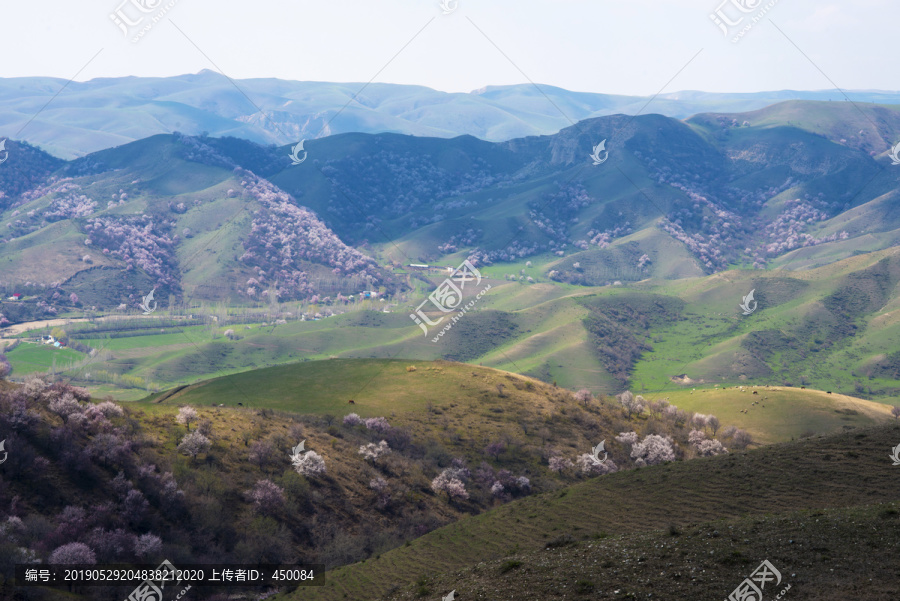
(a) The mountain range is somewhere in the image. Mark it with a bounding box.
[3,70,900,159]
[3,98,900,399]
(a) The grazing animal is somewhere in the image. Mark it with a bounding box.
[762,405,765,408]
[348,399,355,404]
[826,391,832,394]
[237,402,243,406]
[753,391,758,395]
[801,386,806,389]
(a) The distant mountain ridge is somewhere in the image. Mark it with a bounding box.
[2,70,900,159]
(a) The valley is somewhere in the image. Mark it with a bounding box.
[1,12,900,595]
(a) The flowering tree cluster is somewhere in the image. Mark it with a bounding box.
[762,199,849,256]
[237,170,386,299]
[133,533,163,559]
[576,453,618,476]
[369,476,390,509]
[688,428,728,456]
[617,391,645,417]
[44,191,97,222]
[177,431,211,459]
[364,416,391,433]
[292,450,327,478]
[82,215,177,285]
[438,227,482,254]
[49,542,97,565]
[358,440,391,462]
[431,464,471,502]
[548,455,574,473]
[466,239,544,266]
[247,479,285,515]
[343,413,364,427]
[619,432,676,466]
[176,406,199,430]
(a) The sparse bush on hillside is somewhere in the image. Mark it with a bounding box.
[365,416,391,433]
[689,429,728,456]
[49,542,96,565]
[177,431,210,459]
[249,440,277,470]
[343,413,363,427]
[549,455,573,473]
[891,406,900,419]
[176,406,199,430]
[484,441,505,459]
[696,439,728,457]
[729,429,754,450]
[247,479,285,515]
[574,389,593,406]
[617,391,644,417]
[615,431,639,447]
[133,533,162,559]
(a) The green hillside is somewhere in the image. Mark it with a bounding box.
[292,422,900,601]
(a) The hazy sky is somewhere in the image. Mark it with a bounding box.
[0,0,896,95]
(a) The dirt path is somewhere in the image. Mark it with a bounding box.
[0,314,163,337]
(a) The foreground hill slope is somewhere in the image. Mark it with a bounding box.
[297,422,900,601]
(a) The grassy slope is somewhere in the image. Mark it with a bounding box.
[295,422,900,601]
[7,246,900,408]
[391,502,900,600]
[150,359,893,445]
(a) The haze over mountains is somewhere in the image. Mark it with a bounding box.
[3,70,900,159]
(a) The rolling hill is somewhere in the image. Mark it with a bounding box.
[3,100,900,406]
